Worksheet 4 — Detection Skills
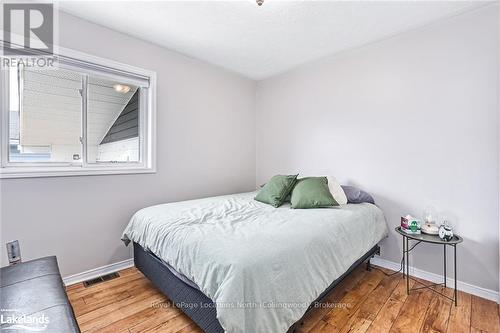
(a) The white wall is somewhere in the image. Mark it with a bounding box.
[97,138,139,162]
[0,12,256,276]
[50,144,82,162]
[256,5,499,291]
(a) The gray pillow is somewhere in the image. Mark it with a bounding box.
[341,185,375,204]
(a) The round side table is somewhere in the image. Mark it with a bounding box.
[395,226,463,306]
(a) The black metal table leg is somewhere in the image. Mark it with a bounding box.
[444,244,447,288]
[406,236,409,295]
[402,235,405,279]
[454,244,457,306]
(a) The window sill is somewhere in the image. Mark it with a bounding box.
[0,165,156,179]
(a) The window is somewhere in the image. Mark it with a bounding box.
[1,49,156,178]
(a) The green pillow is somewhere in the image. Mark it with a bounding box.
[255,174,298,207]
[260,183,291,202]
[290,177,339,209]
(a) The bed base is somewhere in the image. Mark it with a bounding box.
[133,242,380,333]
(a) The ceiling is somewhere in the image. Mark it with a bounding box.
[58,1,488,80]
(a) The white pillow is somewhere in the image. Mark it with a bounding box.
[327,176,348,205]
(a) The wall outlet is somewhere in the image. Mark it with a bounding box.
[6,240,21,265]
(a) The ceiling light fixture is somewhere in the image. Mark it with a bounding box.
[256,0,264,6]
[113,84,131,93]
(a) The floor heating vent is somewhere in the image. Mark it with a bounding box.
[83,272,120,287]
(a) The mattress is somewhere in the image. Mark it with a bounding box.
[122,191,388,333]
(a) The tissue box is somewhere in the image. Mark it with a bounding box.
[401,216,421,234]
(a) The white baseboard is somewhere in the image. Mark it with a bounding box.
[371,257,499,303]
[63,258,134,286]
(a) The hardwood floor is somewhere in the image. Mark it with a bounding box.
[67,265,499,333]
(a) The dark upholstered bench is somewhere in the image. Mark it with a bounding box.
[0,256,80,333]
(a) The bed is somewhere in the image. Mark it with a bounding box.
[122,191,388,333]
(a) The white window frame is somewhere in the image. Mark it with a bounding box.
[0,47,157,178]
